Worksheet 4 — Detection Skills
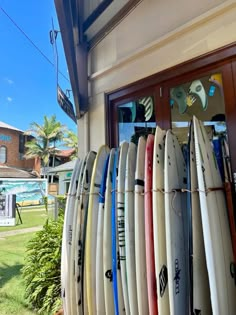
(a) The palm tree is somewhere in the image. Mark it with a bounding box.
[62,129,78,159]
[24,115,68,177]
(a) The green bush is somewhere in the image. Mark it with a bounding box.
[22,213,64,314]
[42,196,48,212]
[56,195,67,213]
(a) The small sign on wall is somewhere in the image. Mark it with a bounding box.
[0,134,12,142]
[0,194,16,226]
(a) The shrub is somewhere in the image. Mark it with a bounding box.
[56,195,67,213]
[22,213,64,314]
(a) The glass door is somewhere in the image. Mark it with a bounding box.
[169,72,231,182]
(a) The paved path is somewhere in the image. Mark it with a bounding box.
[0,226,43,239]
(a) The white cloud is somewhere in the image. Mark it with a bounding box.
[6,97,12,102]
[4,78,14,85]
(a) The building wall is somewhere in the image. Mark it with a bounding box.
[58,171,71,195]
[0,127,35,170]
[77,0,236,156]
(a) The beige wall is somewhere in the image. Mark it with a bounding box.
[79,0,236,155]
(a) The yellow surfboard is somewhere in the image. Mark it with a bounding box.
[84,145,110,315]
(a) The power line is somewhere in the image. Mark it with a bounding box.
[0,6,69,82]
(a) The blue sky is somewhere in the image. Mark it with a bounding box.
[0,0,76,133]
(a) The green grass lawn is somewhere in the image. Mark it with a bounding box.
[0,209,54,315]
[0,233,40,315]
[0,209,53,232]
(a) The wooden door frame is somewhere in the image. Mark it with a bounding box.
[105,42,236,170]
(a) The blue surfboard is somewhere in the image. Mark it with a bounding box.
[112,149,119,315]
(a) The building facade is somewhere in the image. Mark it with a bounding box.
[55,0,236,169]
[55,0,236,264]
[0,121,37,171]
[55,1,236,313]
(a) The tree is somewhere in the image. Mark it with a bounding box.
[62,129,78,159]
[24,115,68,176]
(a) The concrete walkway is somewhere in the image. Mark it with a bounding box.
[0,226,43,239]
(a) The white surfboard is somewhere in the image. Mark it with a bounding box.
[188,122,211,314]
[164,130,189,315]
[152,127,169,314]
[117,141,130,315]
[85,145,110,315]
[134,136,149,315]
[193,116,236,314]
[96,155,110,315]
[61,158,81,315]
[103,148,115,315]
[70,156,87,315]
[74,151,96,315]
[112,148,126,315]
[125,142,138,315]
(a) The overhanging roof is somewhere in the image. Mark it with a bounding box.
[55,0,85,118]
[47,160,77,174]
[0,121,23,132]
[0,166,37,178]
[54,0,143,119]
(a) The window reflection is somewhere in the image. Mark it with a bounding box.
[118,96,156,145]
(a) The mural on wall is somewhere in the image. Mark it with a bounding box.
[0,180,47,206]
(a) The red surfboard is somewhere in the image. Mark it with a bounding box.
[145,134,158,315]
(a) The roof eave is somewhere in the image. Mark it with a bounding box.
[54,0,88,118]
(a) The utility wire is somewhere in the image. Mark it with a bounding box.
[0,6,70,82]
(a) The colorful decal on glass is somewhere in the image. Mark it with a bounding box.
[170,99,174,107]
[170,86,187,114]
[208,85,216,97]
[186,94,196,107]
[139,96,154,121]
[209,73,223,95]
[188,80,208,111]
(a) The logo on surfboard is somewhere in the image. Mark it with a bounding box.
[159,265,168,297]
[105,269,113,281]
[174,259,181,294]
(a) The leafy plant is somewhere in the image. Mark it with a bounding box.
[42,196,48,212]
[22,213,64,314]
[56,195,67,212]
[62,129,78,159]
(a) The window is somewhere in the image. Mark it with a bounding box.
[19,134,25,160]
[170,73,226,144]
[118,96,156,145]
[106,43,236,179]
[0,146,7,163]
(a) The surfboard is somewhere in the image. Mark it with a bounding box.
[164,130,189,315]
[134,136,149,315]
[74,151,96,315]
[96,154,110,315]
[221,138,236,261]
[85,145,110,315]
[193,116,236,314]
[61,158,81,315]
[103,148,115,315]
[117,142,130,315]
[188,122,211,314]
[145,134,158,315]
[112,148,125,315]
[125,142,138,315]
[152,127,169,314]
[70,156,87,315]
